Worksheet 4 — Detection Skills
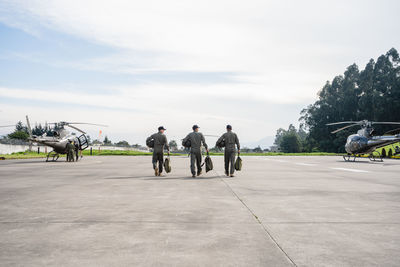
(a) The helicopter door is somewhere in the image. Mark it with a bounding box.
[77,134,89,150]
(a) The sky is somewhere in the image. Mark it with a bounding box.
[0,0,399,148]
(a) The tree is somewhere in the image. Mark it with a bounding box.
[15,121,27,132]
[253,146,262,153]
[116,140,129,147]
[8,121,29,140]
[280,133,301,153]
[103,136,112,145]
[274,124,304,152]
[8,131,29,140]
[169,140,178,151]
[274,128,287,146]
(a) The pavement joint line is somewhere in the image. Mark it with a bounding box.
[215,170,297,267]
[330,167,370,173]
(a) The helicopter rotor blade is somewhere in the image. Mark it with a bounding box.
[331,124,359,134]
[0,125,15,128]
[65,122,108,127]
[371,122,400,125]
[65,124,86,134]
[384,128,400,136]
[326,121,361,126]
[48,122,108,127]
[204,134,219,137]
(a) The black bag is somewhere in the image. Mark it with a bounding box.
[216,139,225,148]
[182,139,191,148]
[205,153,213,172]
[146,137,154,148]
[234,154,242,171]
[164,156,171,173]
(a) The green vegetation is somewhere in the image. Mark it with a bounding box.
[0,151,49,159]
[274,124,306,153]
[7,121,29,140]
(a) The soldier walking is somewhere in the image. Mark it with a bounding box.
[147,126,170,176]
[217,125,240,177]
[183,125,208,177]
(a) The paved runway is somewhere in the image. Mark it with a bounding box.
[1,155,399,266]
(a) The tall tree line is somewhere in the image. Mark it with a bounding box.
[300,48,400,152]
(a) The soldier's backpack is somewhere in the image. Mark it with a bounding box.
[205,152,213,172]
[182,139,191,148]
[234,154,242,171]
[164,156,172,173]
[146,136,154,148]
[216,139,225,148]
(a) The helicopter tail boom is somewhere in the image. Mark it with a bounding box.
[25,115,33,138]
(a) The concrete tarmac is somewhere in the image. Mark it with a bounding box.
[0,155,399,266]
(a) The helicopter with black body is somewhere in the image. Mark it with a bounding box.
[1,116,107,161]
[327,120,400,161]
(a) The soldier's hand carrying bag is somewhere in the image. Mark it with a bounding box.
[234,153,242,171]
[164,156,172,173]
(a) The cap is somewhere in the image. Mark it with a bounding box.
[226,124,232,130]
[192,125,199,130]
[158,126,166,131]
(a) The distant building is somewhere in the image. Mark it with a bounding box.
[269,145,280,152]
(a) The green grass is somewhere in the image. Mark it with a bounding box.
[0,151,51,159]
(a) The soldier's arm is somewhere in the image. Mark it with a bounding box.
[235,134,240,150]
[201,133,208,150]
[216,133,225,144]
[164,135,170,152]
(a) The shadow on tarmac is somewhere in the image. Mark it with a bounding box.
[144,175,222,180]
[104,175,223,180]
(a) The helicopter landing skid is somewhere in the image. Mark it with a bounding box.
[343,155,356,162]
[369,152,383,162]
[46,151,60,162]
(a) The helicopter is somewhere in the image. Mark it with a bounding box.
[2,116,107,162]
[327,120,400,162]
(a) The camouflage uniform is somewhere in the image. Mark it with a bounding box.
[217,131,240,175]
[183,132,208,176]
[149,132,169,173]
[66,142,75,162]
